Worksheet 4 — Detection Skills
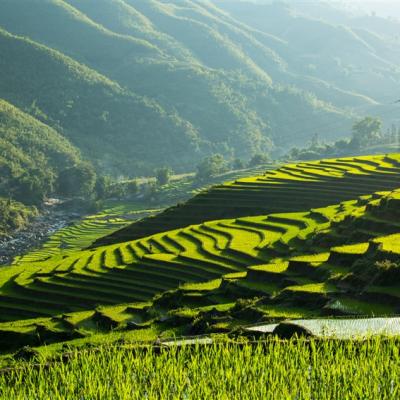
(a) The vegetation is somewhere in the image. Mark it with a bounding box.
[155,167,172,187]
[0,198,37,238]
[351,117,383,148]
[57,162,97,198]
[0,339,399,399]
[217,0,400,108]
[12,164,270,265]
[288,117,400,161]
[1,0,384,180]
[0,154,399,354]
[248,153,271,167]
[0,99,83,205]
[97,153,400,245]
[196,154,228,181]
[1,0,400,393]
[2,0,399,240]
[0,27,197,176]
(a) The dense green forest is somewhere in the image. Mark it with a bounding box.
[0,0,355,177]
[0,99,83,204]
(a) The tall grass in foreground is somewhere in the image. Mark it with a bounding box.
[1,338,399,399]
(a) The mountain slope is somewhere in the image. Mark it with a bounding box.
[0,28,200,175]
[2,0,397,178]
[0,98,83,203]
[216,1,400,105]
[0,0,354,172]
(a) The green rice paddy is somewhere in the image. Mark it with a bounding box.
[1,338,399,399]
[12,203,162,266]
[0,154,399,357]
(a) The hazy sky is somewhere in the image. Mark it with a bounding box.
[253,1,400,19]
[307,1,400,18]
[339,1,400,18]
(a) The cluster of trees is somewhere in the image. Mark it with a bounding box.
[0,198,38,236]
[288,117,399,161]
[91,152,272,205]
[0,156,99,206]
[0,99,101,208]
[196,153,271,181]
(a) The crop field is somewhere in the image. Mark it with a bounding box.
[96,154,400,246]
[13,165,271,267]
[12,203,161,266]
[0,339,399,399]
[0,154,399,355]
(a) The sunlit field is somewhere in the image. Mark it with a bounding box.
[1,338,399,400]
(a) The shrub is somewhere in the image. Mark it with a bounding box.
[155,167,172,186]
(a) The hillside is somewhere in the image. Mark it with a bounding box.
[0,28,200,175]
[0,0,361,176]
[0,1,399,179]
[0,199,38,239]
[215,0,400,106]
[0,98,84,204]
[95,154,400,245]
[0,154,399,352]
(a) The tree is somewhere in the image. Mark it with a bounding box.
[94,175,112,199]
[155,167,172,186]
[232,158,245,170]
[57,162,97,197]
[248,153,270,167]
[125,180,138,196]
[13,168,55,205]
[196,154,227,181]
[350,117,382,149]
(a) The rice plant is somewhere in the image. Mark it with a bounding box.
[0,338,399,399]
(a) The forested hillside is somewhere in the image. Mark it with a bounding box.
[0,0,363,178]
[0,99,83,203]
[216,0,400,106]
[0,28,199,175]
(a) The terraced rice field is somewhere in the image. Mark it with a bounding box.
[12,203,161,266]
[13,165,271,267]
[95,154,400,245]
[0,154,399,352]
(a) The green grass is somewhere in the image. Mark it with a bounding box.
[0,339,399,399]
